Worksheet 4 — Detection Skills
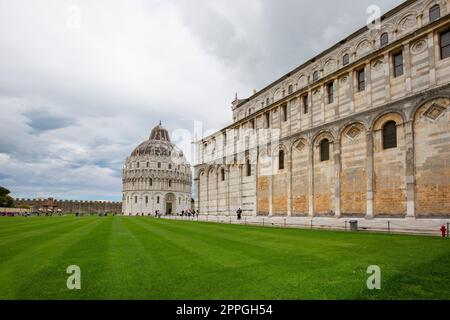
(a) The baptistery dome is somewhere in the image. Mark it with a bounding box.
[122,123,192,216]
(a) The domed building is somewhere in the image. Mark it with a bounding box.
[122,123,192,216]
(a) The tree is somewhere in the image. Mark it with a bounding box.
[0,186,15,208]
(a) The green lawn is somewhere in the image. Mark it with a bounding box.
[0,216,449,300]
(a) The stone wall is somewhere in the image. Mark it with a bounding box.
[14,198,122,214]
[195,0,450,219]
[413,97,450,216]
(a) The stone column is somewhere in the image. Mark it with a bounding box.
[239,164,243,209]
[215,169,219,215]
[383,52,391,100]
[405,120,415,218]
[366,131,374,219]
[287,148,292,217]
[288,99,292,137]
[278,105,282,130]
[227,165,231,216]
[254,155,259,217]
[365,62,372,106]
[428,32,437,86]
[334,79,340,118]
[404,43,412,93]
[334,138,341,218]
[206,171,210,215]
[308,89,313,128]
[269,164,273,217]
[308,140,314,217]
[348,72,355,113]
[320,86,325,123]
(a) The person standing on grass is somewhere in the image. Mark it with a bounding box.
[237,208,242,220]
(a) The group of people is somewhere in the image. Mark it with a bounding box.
[179,209,199,217]
[133,209,199,218]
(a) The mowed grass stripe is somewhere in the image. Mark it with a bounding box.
[85,216,166,299]
[0,217,103,299]
[0,217,93,250]
[129,218,357,299]
[120,217,198,299]
[14,217,115,299]
[0,216,449,299]
[135,218,366,299]
[132,218,450,299]
[0,217,81,237]
[125,217,276,299]
[133,218,268,267]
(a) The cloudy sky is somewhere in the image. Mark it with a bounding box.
[0,0,403,201]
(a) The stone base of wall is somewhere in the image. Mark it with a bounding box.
[161,214,449,236]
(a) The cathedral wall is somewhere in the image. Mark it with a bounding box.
[241,163,256,216]
[313,134,335,215]
[257,153,270,216]
[228,165,241,212]
[199,171,208,213]
[413,97,450,216]
[291,141,309,216]
[340,124,367,215]
[272,169,288,216]
[207,168,218,213]
[373,113,407,216]
[195,0,450,219]
[217,167,228,215]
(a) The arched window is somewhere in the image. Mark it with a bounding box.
[382,121,397,149]
[145,196,148,204]
[157,196,160,204]
[150,178,153,186]
[169,180,172,187]
[246,158,252,176]
[266,98,270,106]
[221,168,225,181]
[136,162,140,168]
[278,150,285,170]
[320,139,330,161]
[380,32,389,47]
[342,53,350,66]
[288,85,293,94]
[429,4,440,22]
[313,71,319,82]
